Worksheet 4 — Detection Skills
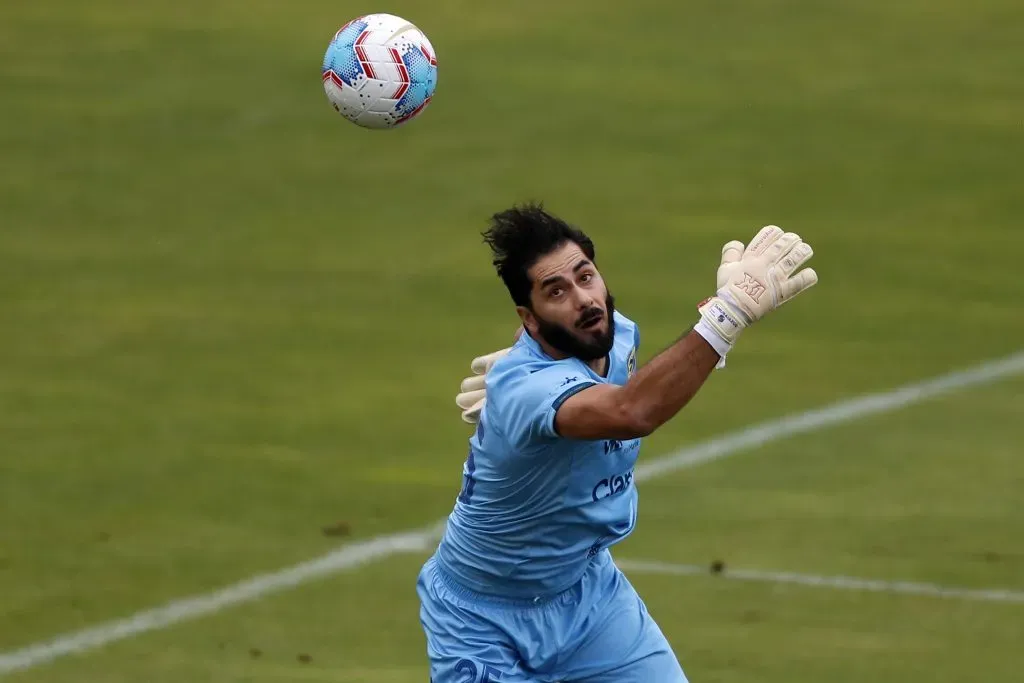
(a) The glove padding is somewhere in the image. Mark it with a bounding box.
[698,225,818,345]
[455,347,511,424]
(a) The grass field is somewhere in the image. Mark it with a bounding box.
[1,0,1022,681]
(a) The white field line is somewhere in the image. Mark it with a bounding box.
[616,559,1024,604]
[0,530,434,676]
[633,350,1024,482]
[1,351,1022,675]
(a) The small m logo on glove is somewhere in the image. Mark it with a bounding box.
[736,273,766,302]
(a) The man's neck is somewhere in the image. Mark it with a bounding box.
[531,332,609,378]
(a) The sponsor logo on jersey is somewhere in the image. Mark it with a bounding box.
[591,468,635,502]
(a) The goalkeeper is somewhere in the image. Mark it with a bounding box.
[419,204,817,682]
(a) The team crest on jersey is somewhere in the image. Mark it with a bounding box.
[627,347,637,376]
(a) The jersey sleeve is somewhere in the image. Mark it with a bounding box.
[491,364,597,449]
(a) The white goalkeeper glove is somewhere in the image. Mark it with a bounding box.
[454,346,512,424]
[695,225,818,362]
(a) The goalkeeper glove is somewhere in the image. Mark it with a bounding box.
[454,346,512,424]
[695,225,818,363]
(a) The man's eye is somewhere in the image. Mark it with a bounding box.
[550,288,563,297]
[580,273,593,283]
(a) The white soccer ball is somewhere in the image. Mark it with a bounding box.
[321,13,438,129]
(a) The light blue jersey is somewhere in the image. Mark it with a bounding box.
[435,311,643,600]
[420,310,687,681]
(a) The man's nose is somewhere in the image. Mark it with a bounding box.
[574,287,596,309]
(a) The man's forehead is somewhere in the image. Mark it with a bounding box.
[530,243,590,283]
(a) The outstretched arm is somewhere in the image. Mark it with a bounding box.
[554,331,719,439]
[555,225,818,441]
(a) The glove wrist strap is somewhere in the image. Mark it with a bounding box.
[698,295,746,340]
[695,294,750,369]
[694,318,733,358]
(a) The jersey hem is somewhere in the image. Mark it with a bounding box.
[431,549,605,608]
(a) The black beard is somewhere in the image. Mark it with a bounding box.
[533,293,616,362]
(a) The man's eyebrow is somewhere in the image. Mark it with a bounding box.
[540,260,592,288]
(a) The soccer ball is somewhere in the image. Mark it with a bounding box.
[321,13,438,129]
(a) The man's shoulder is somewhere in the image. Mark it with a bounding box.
[486,340,593,415]
[613,310,639,336]
[482,341,593,445]
[488,342,579,392]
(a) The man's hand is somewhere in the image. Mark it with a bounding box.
[455,328,524,424]
[697,226,818,352]
[455,347,511,423]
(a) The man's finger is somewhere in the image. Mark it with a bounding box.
[776,241,813,278]
[470,347,512,375]
[460,374,485,394]
[780,267,819,301]
[461,398,486,424]
[456,388,486,411]
[763,231,801,264]
[720,240,745,267]
[744,225,784,257]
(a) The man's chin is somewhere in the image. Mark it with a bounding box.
[580,319,610,337]
[572,330,615,361]
[533,308,616,362]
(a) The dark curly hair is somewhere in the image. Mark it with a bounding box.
[482,202,596,308]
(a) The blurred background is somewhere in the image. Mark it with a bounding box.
[1,0,1022,681]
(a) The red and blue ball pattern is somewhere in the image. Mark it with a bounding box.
[322,14,438,129]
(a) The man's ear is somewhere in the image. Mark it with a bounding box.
[515,306,537,336]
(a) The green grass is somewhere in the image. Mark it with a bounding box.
[1,0,1022,680]
[4,386,1022,683]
